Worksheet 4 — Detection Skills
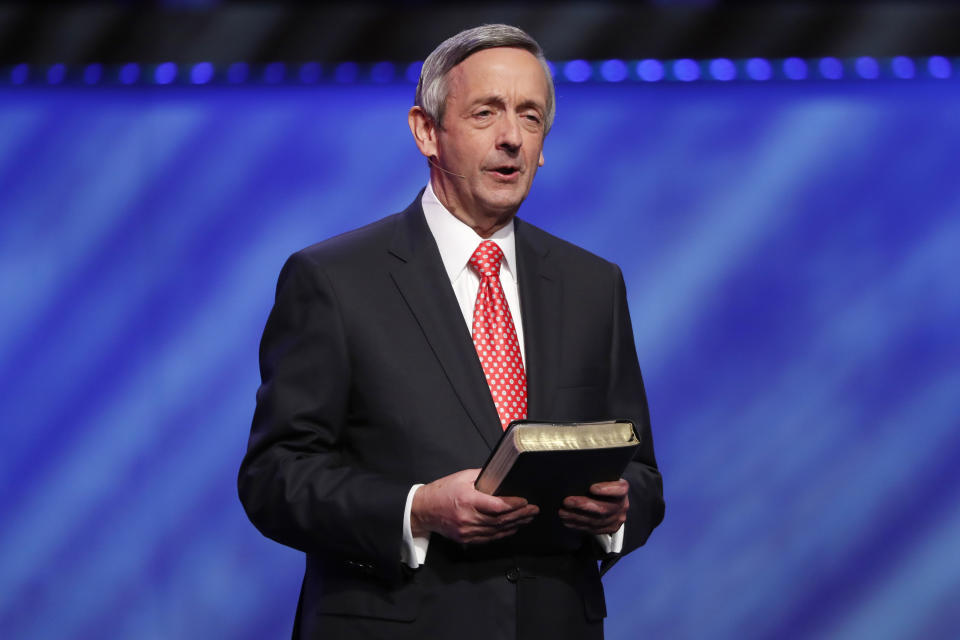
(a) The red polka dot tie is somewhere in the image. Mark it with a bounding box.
[468,240,527,430]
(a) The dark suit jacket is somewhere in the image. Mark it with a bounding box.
[238,194,664,640]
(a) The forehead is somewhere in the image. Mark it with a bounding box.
[447,47,549,107]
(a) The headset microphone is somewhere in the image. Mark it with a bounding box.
[428,158,467,179]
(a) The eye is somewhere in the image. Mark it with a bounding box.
[521,112,543,128]
[474,109,493,118]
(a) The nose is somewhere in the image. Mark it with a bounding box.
[496,114,522,153]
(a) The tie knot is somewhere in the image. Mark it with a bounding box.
[468,240,504,279]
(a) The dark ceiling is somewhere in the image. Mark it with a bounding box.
[2,2,960,64]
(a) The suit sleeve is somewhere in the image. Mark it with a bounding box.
[237,252,411,584]
[606,264,665,560]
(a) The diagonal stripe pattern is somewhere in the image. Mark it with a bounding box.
[468,240,527,430]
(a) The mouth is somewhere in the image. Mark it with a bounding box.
[489,166,521,178]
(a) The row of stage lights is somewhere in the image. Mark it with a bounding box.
[1,56,957,86]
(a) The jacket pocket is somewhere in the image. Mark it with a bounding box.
[306,558,420,622]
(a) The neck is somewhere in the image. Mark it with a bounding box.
[429,173,515,239]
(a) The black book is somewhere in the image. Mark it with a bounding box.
[475,420,640,546]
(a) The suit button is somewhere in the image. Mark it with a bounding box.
[505,567,520,582]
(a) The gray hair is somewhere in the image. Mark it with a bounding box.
[415,24,556,134]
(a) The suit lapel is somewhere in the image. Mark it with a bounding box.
[515,218,561,421]
[388,198,504,450]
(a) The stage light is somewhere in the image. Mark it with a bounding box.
[564,60,591,83]
[11,64,28,85]
[673,59,699,82]
[5,54,951,87]
[855,56,879,79]
[227,62,248,84]
[601,59,628,82]
[746,58,772,81]
[47,64,66,85]
[83,63,102,85]
[891,56,915,80]
[154,62,177,85]
[190,62,214,85]
[119,63,140,85]
[370,62,395,83]
[709,58,736,81]
[264,62,286,84]
[783,57,808,80]
[334,62,358,83]
[405,61,422,83]
[298,62,321,84]
[928,56,951,79]
[636,59,664,82]
[819,57,843,80]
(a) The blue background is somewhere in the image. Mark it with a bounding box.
[1,78,958,639]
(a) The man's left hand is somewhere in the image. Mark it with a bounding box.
[558,479,629,535]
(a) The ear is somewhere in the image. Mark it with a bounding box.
[408,106,438,158]
[538,150,545,167]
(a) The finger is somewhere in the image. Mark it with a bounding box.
[466,508,538,528]
[491,507,538,527]
[558,509,624,529]
[560,510,624,534]
[589,479,629,496]
[486,493,531,508]
[558,518,623,534]
[562,496,624,515]
[462,522,526,543]
[497,512,537,528]
[489,527,522,541]
[458,509,541,542]
[473,505,539,528]
[558,509,625,531]
[559,503,621,517]
[561,521,623,535]
[511,504,540,518]
[473,494,530,516]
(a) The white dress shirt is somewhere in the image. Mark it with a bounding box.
[400,182,623,568]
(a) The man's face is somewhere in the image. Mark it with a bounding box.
[422,47,549,230]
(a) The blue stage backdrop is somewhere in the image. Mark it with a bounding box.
[1,74,958,639]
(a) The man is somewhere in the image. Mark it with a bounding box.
[239,24,664,640]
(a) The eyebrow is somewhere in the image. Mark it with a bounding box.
[470,94,545,113]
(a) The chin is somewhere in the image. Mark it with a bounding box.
[481,186,528,213]
[479,196,524,220]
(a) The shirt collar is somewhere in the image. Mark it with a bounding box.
[421,181,518,284]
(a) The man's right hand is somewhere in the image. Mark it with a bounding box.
[410,469,539,544]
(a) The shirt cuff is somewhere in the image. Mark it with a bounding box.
[594,523,625,555]
[401,483,430,568]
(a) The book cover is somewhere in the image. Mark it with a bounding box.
[475,420,640,547]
